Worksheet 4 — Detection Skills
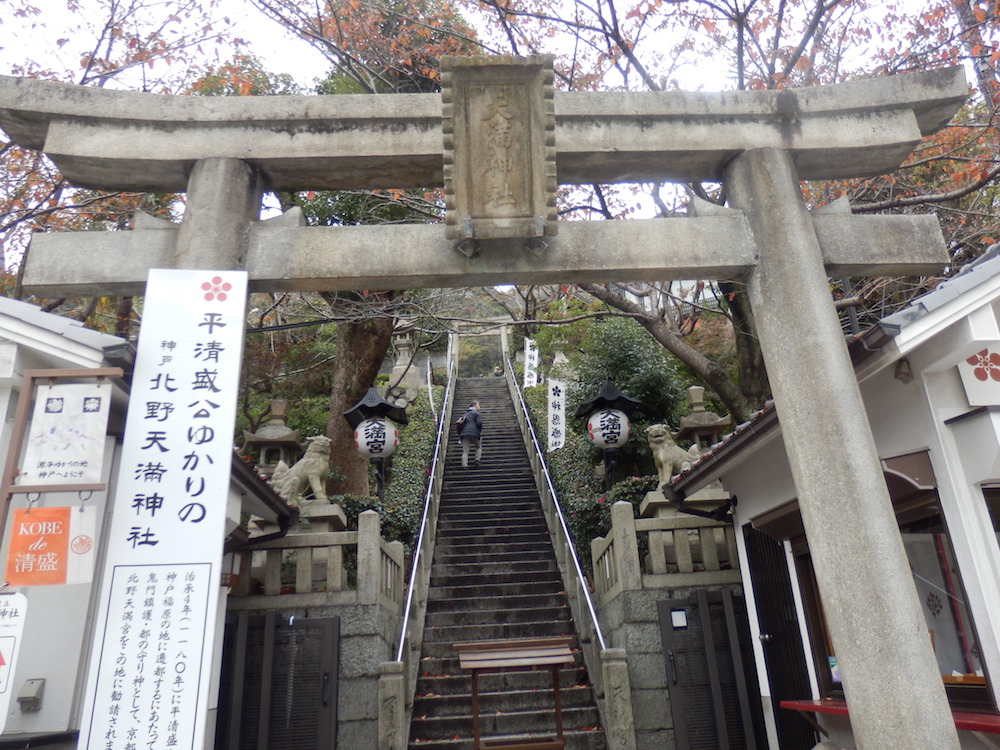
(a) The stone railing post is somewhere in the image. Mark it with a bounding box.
[601,648,638,750]
[611,501,642,593]
[358,509,381,604]
[378,661,407,750]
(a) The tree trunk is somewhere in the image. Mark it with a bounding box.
[580,283,755,422]
[325,308,395,497]
[717,280,770,409]
[114,296,133,338]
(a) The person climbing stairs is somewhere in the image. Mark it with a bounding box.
[407,376,607,749]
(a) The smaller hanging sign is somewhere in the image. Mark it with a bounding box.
[958,347,1000,406]
[547,379,566,452]
[19,381,112,486]
[5,506,97,586]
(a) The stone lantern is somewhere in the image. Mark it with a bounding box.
[674,386,732,451]
[242,400,301,478]
[643,386,735,521]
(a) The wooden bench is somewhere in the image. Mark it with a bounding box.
[453,637,576,750]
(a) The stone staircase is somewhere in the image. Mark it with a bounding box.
[407,377,607,749]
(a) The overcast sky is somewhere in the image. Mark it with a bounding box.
[0,0,330,88]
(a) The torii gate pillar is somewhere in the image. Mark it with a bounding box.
[726,148,959,748]
[174,157,262,269]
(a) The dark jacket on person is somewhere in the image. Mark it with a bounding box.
[459,406,482,439]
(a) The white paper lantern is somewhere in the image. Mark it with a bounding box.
[354,417,399,458]
[586,409,631,449]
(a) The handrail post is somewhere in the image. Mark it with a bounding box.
[601,648,639,750]
[611,501,642,593]
[358,510,380,604]
[378,661,407,750]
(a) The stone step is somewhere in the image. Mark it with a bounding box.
[425,591,570,614]
[414,665,589,692]
[427,580,565,603]
[408,705,602,742]
[429,568,561,589]
[430,559,558,576]
[433,544,553,561]
[436,518,545,534]
[420,619,575,647]
[406,729,606,750]
[436,506,543,521]
[413,684,597,716]
[441,483,535,496]
[435,524,550,539]
[424,604,571,628]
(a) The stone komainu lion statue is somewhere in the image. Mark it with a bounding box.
[269,435,332,505]
[646,424,701,488]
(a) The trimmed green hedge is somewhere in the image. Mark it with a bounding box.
[523,385,658,572]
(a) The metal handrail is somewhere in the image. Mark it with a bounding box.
[505,359,608,652]
[394,359,455,662]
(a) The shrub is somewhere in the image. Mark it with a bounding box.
[523,382,661,573]
[330,386,442,555]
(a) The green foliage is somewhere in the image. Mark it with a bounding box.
[332,493,381,528]
[236,315,338,445]
[190,55,303,96]
[326,388,440,559]
[534,315,688,478]
[524,382,660,572]
[531,298,604,360]
[290,187,439,227]
[458,335,503,377]
[568,316,685,427]
[380,386,444,550]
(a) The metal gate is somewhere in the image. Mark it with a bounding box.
[742,524,819,750]
[657,589,767,750]
[215,612,340,750]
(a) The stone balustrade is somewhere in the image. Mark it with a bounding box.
[591,500,741,608]
[228,508,405,613]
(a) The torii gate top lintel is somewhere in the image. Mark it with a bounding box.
[1,61,969,296]
[0,64,967,192]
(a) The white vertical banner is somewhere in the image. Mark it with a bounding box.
[547,379,566,452]
[79,270,247,750]
[0,594,27,735]
[523,337,539,389]
[19,381,112,485]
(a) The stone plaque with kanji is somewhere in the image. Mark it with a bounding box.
[442,55,557,241]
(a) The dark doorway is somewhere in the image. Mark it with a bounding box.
[657,588,768,750]
[215,612,340,750]
[742,524,818,750]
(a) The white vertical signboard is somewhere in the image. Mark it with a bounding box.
[547,379,566,452]
[79,270,247,750]
[523,337,539,389]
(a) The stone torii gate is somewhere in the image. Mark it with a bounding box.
[0,58,969,749]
